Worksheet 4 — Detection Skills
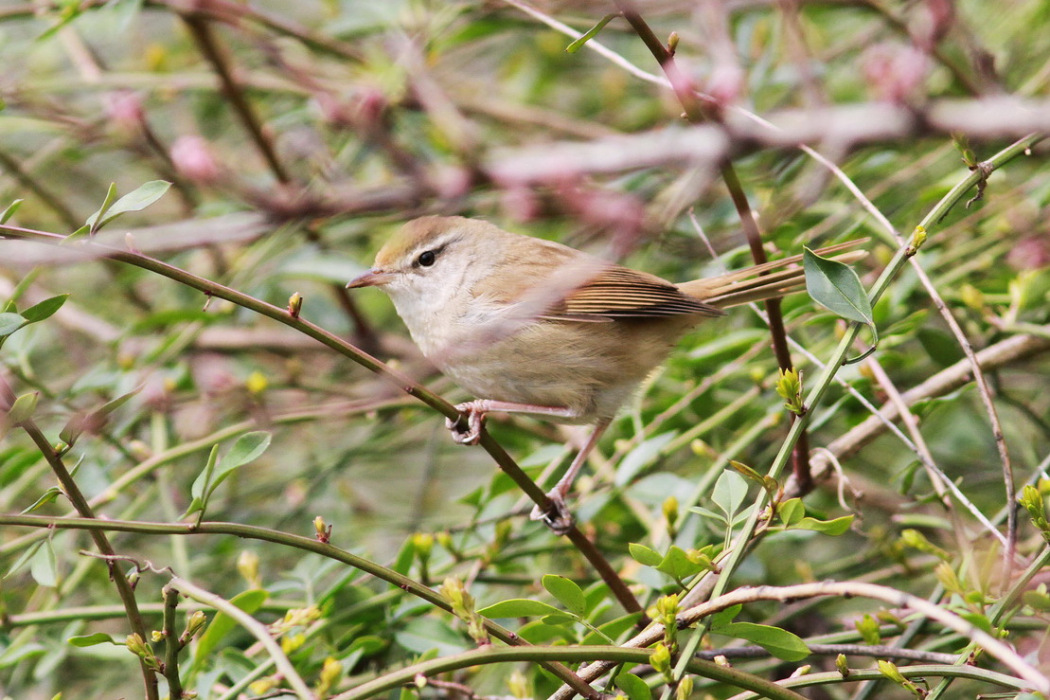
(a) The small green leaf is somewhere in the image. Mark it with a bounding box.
[222,431,272,470]
[655,545,704,582]
[711,604,741,629]
[542,575,585,616]
[711,469,748,518]
[7,392,39,425]
[614,672,652,700]
[778,498,805,526]
[566,13,619,53]
[206,431,271,496]
[1022,589,1050,612]
[476,599,563,618]
[85,183,119,234]
[540,612,577,627]
[855,614,881,645]
[185,445,220,517]
[22,487,62,514]
[0,312,26,337]
[21,294,69,323]
[795,514,854,535]
[193,589,267,664]
[628,542,663,567]
[29,538,57,587]
[67,633,118,647]
[88,181,171,233]
[715,621,809,661]
[0,199,23,224]
[804,246,874,325]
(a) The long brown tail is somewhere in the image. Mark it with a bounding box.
[677,241,867,309]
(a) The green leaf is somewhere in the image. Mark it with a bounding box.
[711,604,741,629]
[542,575,585,616]
[716,621,810,661]
[778,498,805,526]
[67,632,118,647]
[23,487,61,514]
[188,432,271,516]
[85,183,119,233]
[795,514,854,535]
[803,246,874,325]
[614,672,652,700]
[477,599,563,618]
[628,542,663,567]
[7,392,39,425]
[655,545,704,582]
[540,612,577,627]
[185,445,220,517]
[0,312,26,337]
[88,181,171,233]
[711,469,748,518]
[566,13,618,53]
[0,199,23,224]
[193,589,268,665]
[221,431,272,470]
[30,538,57,587]
[21,294,68,323]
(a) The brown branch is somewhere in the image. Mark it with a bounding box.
[180,14,291,184]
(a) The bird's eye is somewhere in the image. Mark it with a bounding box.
[417,250,437,267]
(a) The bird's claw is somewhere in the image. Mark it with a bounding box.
[530,492,574,535]
[445,405,484,445]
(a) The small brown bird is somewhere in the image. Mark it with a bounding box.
[349,216,861,532]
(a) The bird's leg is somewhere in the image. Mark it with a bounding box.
[445,400,581,445]
[531,421,609,534]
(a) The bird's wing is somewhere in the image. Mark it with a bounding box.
[541,265,722,322]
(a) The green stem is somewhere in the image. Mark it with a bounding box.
[331,644,808,700]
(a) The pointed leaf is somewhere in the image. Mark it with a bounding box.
[804,247,873,325]
[193,589,268,664]
[614,672,652,700]
[186,445,220,517]
[711,469,748,518]
[542,575,585,616]
[204,431,272,498]
[795,514,854,535]
[0,312,26,337]
[7,392,39,425]
[0,199,23,224]
[566,13,618,53]
[68,632,118,647]
[30,538,57,587]
[777,498,805,526]
[85,183,119,233]
[477,599,563,618]
[21,295,69,323]
[716,621,809,661]
[655,545,704,581]
[628,542,663,567]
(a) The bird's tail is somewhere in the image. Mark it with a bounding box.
[677,240,867,309]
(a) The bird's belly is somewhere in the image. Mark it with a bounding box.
[436,319,690,424]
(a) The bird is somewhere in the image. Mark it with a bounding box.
[348,215,863,532]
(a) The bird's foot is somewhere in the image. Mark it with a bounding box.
[445,402,485,445]
[530,492,575,535]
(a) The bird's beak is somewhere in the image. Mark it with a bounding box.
[346,268,393,289]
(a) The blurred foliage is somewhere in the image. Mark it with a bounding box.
[1,1,1049,698]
